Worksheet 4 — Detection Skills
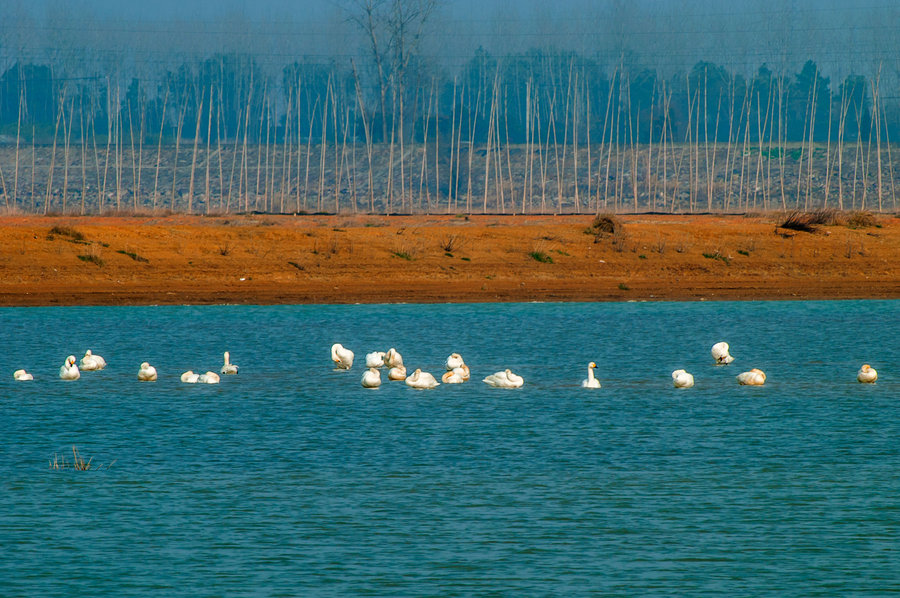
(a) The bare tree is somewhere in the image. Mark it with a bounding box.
[343,0,438,141]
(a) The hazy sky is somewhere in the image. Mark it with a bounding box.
[4,0,899,80]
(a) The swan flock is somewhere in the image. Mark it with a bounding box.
[12,341,883,390]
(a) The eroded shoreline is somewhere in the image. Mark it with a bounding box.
[1,213,898,306]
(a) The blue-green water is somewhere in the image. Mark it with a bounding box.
[2,301,899,596]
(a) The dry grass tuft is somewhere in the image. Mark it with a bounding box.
[49,446,115,471]
[778,211,818,233]
[439,234,464,253]
[529,240,555,263]
[807,208,845,226]
[586,214,623,238]
[391,239,420,261]
[779,209,879,232]
[585,214,628,251]
[48,226,86,242]
[846,211,878,229]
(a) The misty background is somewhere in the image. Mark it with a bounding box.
[0,0,898,214]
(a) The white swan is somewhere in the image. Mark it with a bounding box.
[405,368,440,389]
[80,349,107,371]
[388,365,407,381]
[672,369,695,388]
[59,355,80,380]
[857,364,878,384]
[331,344,354,370]
[736,368,766,386]
[221,351,238,375]
[384,348,404,368]
[361,367,382,388]
[13,369,34,381]
[138,362,158,381]
[198,371,220,384]
[711,342,735,365]
[181,370,200,383]
[582,362,601,388]
[442,369,465,384]
[365,351,386,368]
[483,369,524,388]
[445,353,465,371]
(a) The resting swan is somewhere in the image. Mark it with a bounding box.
[138,362,158,381]
[198,371,220,384]
[388,365,407,381]
[445,353,465,371]
[442,369,465,384]
[181,370,200,383]
[405,368,440,389]
[711,342,735,365]
[582,362,601,388]
[362,367,382,388]
[80,349,107,371]
[857,364,878,384]
[13,369,34,381]
[365,351,386,368]
[331,344,354,370]
[672,369,695,388]
[736,368,766,386]
[59,355,80,380]
[384,348,404,369]
[221,351,238,375]
[483,369,524,388]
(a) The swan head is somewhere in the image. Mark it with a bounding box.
[589,362,597,369]
[672,369,686,378]
[140,362,150,369]
[84,349,92,357]
[66,355,76,366]
[861,364,871,371]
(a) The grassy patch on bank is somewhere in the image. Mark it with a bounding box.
[116,249,149,262]
[77,254,104,266]
[48,226,85,241]
[702,250,731,265]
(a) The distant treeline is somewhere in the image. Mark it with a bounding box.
[0,48,897,215]
[0,50,885,146]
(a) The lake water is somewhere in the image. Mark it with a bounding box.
[2,301,899,596]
